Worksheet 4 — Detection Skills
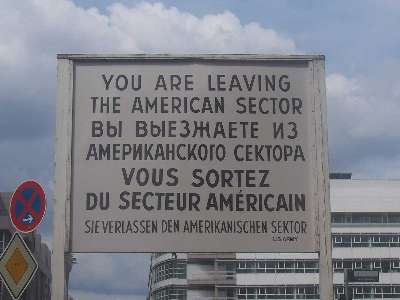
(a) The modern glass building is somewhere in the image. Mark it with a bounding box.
[147,178,400,300]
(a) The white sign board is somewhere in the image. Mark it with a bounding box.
[57,55,328,253]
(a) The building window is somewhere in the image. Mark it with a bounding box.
[392,260,400,272]
[388,214,400,223]
[236,260,319,274]
[237,258,400,274]
[332,258,400,273]
[152,253,166,259]
[353,261,362,270]
[332,212,400,224]
[332,233,400,248]
[151,260,186,283]
[332,213,345,224]
[153,288,186,300]
[237,286,319,299]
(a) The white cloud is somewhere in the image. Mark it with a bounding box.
[326,73,359,99]
[326,73,400,178]
[327,73,400,139]
[0,0,297,136]
[107,2,295,53]
[0,0,295,72]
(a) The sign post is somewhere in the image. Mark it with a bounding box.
[53,57,73,300]
[53,54,332,299]
[314,59,332,300]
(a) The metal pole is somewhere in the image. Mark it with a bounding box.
[52,58,73,300]
[314,58,333,300]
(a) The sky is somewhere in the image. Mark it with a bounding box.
[1,0,400,299]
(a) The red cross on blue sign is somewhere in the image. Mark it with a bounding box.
[9,180,46,233]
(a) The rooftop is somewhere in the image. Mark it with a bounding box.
[330,179,400,212]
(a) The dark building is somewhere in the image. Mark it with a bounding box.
[0,192,51,300]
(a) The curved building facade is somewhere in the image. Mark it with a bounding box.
[148,179,400,300]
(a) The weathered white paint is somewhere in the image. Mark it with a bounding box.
[68,55,326,253]
[52,58,73,300]
[313,58,333,300]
